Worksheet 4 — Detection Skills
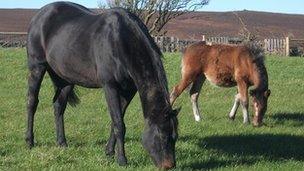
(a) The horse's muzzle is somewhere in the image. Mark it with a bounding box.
[159,159,175,170]
[253,116,263,127]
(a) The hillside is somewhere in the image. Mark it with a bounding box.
[0,8,303,39]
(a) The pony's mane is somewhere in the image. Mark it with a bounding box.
[243,42,268,92]
[243,42,265,63]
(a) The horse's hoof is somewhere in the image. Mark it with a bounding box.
[194,118,201,122]
[228,116,235,121]
[25,137,34,149]
[58,141,68,147]
[243,121,250,125]
[117,156,128,166]
[105,150,115,157]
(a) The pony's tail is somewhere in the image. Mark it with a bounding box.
[68,88,80,107]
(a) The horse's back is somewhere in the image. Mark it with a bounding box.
[183,43,250,87]
[27,2,102,87]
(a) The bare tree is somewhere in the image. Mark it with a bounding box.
[99,0,209,36]
[233,11,258,42]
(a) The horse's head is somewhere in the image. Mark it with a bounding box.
[250,89,271,126]
[142,108,179,169]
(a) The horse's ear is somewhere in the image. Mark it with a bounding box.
[173,107,181,116]
[264,89,271,97]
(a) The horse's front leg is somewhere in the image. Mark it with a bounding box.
[104,84,127,166]
[237,82,249,124]
[228,93,240,120]
[105,86,136,157]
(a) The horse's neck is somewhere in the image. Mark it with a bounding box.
[137,83,170,120]
[252,62,268,91]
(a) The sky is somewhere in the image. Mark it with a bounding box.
[0,0,303,15]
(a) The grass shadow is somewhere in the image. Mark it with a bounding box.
[179,134,304,169]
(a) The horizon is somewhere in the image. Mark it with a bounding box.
[0,0,303,15]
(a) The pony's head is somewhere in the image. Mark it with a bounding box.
[142,108,179,169]
[250,89,271,126]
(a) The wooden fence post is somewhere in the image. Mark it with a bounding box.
[285,37,290,56]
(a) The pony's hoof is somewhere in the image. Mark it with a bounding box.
[117,156,128,166]
[228,115,235,121]
[243,121,250,125]
[194,118,201,122]
[194,115,201,122]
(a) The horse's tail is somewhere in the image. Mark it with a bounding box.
[68,88,80,107]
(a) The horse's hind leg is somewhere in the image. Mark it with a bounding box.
[228,93,241,120]
[26,65,46,148]
[170,67,199,105]
[189,75,205,122]
[105,84,136,157]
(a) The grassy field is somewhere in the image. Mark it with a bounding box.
[0,48,304,170]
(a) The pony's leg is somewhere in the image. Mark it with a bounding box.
[170,71,198,105]
[105,86,136,157]
[52,85,73,147]
[189,75,205,122]
[104,83,128,166]
[25,65,46,148]
[228,93,240,120]
[237,82,249,124]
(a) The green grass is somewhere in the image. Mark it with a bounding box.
[1,48,304,170]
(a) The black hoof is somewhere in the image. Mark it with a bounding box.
[25,137,34,149]
[58,141,68,147]
[228,116,235,121]
[105,149,115,157]
[117,156,127,166]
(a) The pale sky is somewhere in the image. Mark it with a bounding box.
[0,0,303,15]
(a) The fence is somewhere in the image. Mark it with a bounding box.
[0,32,302,56]
[0,32,27,47]
[263,37,289,56]
[153,36,300,56]
[289,38,304,56]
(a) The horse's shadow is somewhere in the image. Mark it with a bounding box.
[271,112,304,126]
[179,133,304,170]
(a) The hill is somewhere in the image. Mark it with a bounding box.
[0,8,303,39]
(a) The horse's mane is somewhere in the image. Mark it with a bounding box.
[243,42,268,92]
[243,42,265,64]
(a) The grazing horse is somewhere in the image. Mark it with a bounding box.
[170,42,270,126]
[26,2,178,169]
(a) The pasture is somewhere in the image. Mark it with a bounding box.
[0,48,304,170]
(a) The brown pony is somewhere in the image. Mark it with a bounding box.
[170,42,271,126]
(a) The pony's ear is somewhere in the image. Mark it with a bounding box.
[172,107,181,117]
[264,89,271,97]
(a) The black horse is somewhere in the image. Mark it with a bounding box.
[26,2,179,169]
